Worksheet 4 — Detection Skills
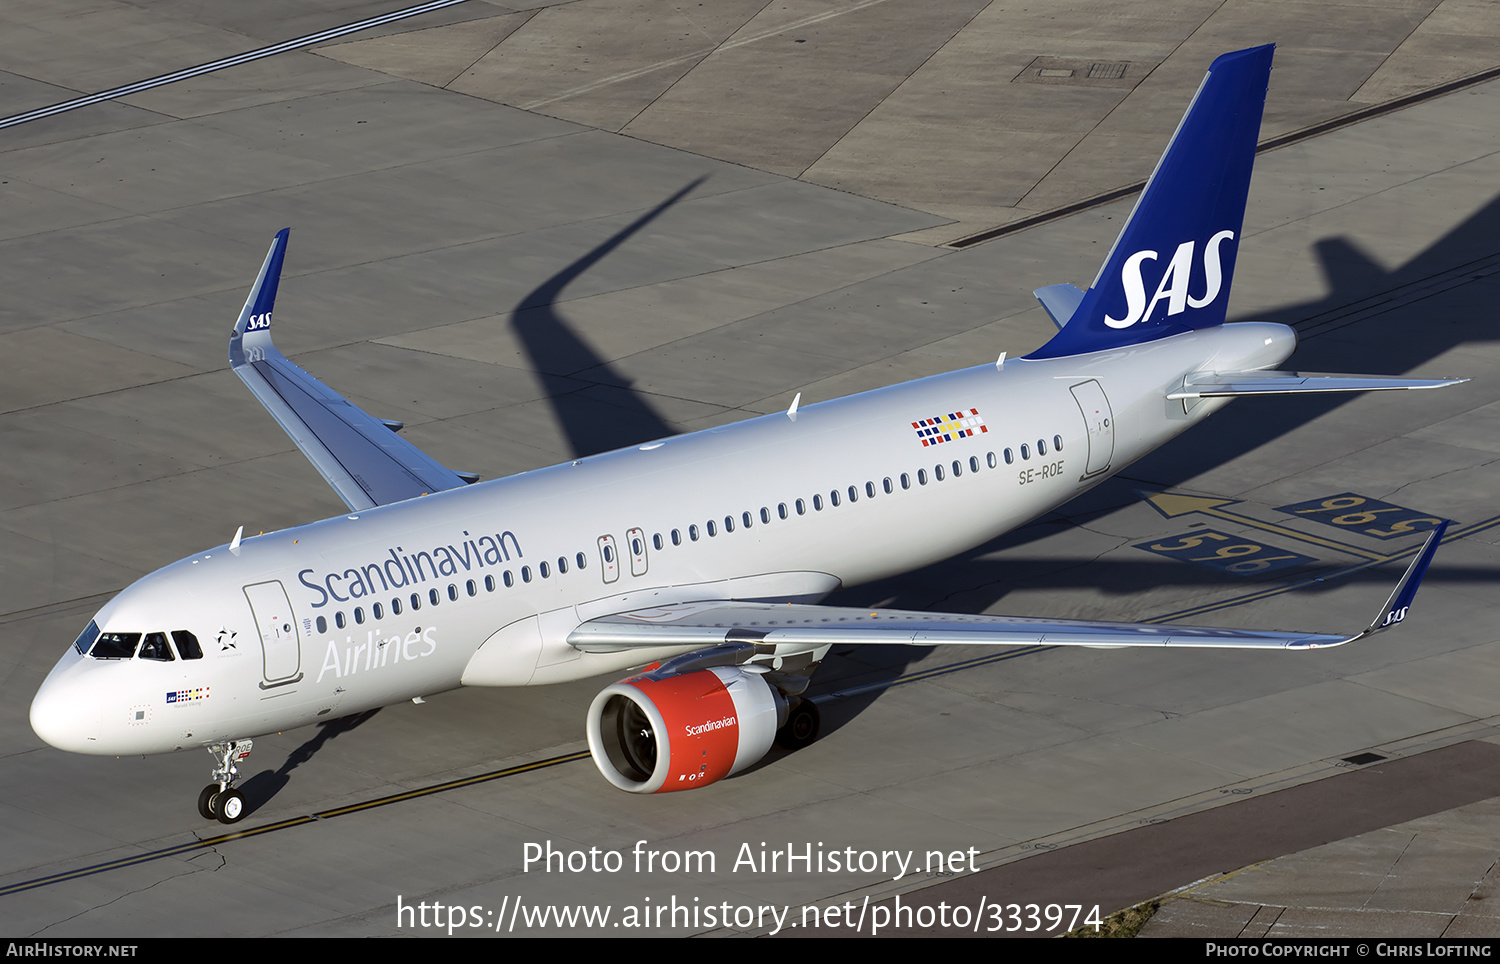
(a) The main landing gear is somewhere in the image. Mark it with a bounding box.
[776,698,821,751]
[198,739,253,824]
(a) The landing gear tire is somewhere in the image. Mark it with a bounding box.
[197,784,221,820]
[201,739,253,824]
[215,788,246,824]
[776,699,821,750]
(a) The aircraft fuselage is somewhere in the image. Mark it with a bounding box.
[30,321,1295,757]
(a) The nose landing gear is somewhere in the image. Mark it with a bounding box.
[197,739,253,824]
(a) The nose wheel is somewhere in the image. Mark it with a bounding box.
[199,739,253,824]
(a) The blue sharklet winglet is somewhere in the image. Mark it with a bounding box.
[229,229,470,511]
[1338,520,1447,646]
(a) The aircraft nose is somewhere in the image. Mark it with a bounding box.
[30,670,102,752]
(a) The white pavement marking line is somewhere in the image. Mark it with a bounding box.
[0,0,478,131]
[519,0,896,111]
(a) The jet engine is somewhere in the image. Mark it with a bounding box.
[586,661,786,793]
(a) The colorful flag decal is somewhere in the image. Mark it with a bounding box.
[912,408,987,447]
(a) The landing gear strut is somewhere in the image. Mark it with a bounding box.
[198,739,253,824]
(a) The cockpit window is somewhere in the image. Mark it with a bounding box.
[139,632,175,662]
[172,631,203,660]
[90,632,140,659]
[73,621,100,655]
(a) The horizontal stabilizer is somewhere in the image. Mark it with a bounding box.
[1033,283,1085,329]
[1168,370,1468,399]
[229,230,470,511]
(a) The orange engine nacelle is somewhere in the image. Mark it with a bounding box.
[586,665,784,793]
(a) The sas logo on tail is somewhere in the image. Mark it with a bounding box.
[1105,230,1235,329]
[246,312,272,330]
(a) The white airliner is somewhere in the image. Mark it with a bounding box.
[31,45,1461,823]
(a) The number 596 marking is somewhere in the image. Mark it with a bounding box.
[1136,529,1315,576]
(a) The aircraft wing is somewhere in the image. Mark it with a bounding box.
[229,229,473,511]
[570,523,1445,654]
[1169,370,1466,399]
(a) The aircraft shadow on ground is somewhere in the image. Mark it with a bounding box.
[507,178,703,457]
[240,708,380,818]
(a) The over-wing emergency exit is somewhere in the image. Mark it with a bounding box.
[31,45,1463,820]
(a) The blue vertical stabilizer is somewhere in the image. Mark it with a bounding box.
[1027,45,1273,359]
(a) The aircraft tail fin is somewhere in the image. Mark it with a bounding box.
[1028,45,1273,359]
